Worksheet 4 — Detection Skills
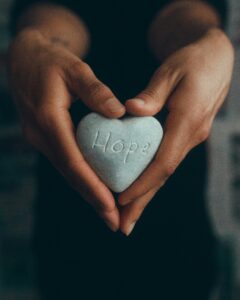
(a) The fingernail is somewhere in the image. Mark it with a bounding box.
[104,220,118,232]
[118,198,131,206]
[128,98,145,106]
[125,222,136,236]
[104,98,125,113]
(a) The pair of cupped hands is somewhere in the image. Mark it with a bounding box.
[8,27,234,236]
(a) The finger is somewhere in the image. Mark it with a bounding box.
[37,75,120,231]
[46,111,120,231]
[66,60,125,118]
[119,80,201,206]
[118,115,190,206]
[120,188,158,236]
[125,63,183,116]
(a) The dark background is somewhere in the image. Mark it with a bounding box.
[0,0,240,299]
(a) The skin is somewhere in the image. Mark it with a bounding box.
[8,5,126,232]
[118,2,234,235]
[8,1,234,235]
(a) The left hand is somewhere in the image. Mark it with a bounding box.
[118,28,234,235]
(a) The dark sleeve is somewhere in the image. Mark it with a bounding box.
[9,0,80,35]
[204,0,228,28]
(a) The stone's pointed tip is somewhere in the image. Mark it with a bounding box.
[110,184,127,193]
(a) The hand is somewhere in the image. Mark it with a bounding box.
[118,28,234,235]
[8,28,126,231]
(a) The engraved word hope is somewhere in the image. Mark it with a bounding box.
[92,130,151,164]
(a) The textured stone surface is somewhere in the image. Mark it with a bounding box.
[76,113,163,192]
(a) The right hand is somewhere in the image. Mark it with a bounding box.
[8,28,126,231]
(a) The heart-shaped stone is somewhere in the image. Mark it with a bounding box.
[76,113,163,192]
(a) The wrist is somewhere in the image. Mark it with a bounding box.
[205,27,232,45]
[15,26,88,57]
[8,27,54,77]
[10,27,49,53]
[197,27,234,56]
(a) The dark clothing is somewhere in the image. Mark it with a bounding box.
[10,1,227,299]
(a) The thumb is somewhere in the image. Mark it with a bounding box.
[125,64,183,116]
[66,60,125,118]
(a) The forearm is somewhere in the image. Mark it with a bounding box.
[148,0,224,61]
[14,3,90,57]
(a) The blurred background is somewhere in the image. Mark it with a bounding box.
[0,0,240,299]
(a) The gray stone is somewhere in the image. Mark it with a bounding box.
[76,112,163,193]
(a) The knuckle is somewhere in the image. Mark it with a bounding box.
[162,162,177,179]
[71,60,92,78]
[140,88,157,103]
[197,127,210,143]
[88,80,106,99]
[70,60,86,75]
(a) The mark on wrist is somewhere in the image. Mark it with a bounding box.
[51,36,70,48]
